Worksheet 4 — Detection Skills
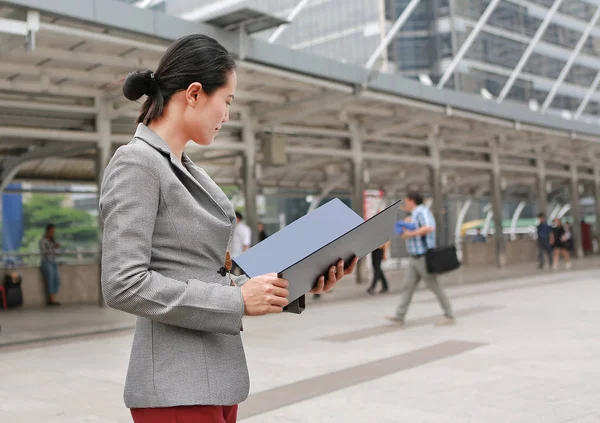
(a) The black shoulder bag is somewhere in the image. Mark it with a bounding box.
[417,215,461,275]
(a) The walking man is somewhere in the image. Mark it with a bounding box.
[387,191,454,326]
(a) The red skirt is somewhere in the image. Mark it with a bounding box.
[131,404,238,423]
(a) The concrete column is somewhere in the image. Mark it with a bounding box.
[95,95,112,308]
[430,168,444,245]
[349,121,365,284]
[536,149,548,216]
[242,112,259,247]
[490,137,506,267]
[570,161,584,258]
[594,166,600,254]
[428,125,443,245]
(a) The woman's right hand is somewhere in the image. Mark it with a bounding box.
[240,273,289,316]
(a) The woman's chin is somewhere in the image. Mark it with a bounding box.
[192,137,214,147]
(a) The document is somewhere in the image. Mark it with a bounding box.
[234,198,401,303]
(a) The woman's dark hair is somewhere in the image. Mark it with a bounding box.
[45,223,55,233]
[405,190,424,205]
[122,34,237,125]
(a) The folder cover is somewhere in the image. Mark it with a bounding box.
[233,198,401,305]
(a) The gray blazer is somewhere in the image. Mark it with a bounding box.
[100,124,251,409]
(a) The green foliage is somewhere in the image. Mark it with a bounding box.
[21,194,97,251]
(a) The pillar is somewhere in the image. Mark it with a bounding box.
[490,137,506,267]
[429,126,443,245]
[536,149,548,216]
[570,161,584,259]
[349,121,365,284]
[242,112,259,247]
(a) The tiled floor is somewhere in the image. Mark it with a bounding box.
[1,262,599,422]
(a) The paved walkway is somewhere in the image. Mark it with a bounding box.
[1,256,599,347]
[0,261,599,422]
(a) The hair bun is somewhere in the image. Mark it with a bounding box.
[123,70,158,101]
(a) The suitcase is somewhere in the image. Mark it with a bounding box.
[4,271,23,308]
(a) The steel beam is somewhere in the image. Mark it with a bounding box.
[437,0,502,89]
[38,22,167,53]
[365,0,423,72]
[509,201,526,240]
[0,99,96,115]
[307,175,347,213]
[0,143,92,193]
[269,0,312,43]
[497,0,563,103]
[454,198,472,261]
[541,5,600,113]
[574,71,600,120]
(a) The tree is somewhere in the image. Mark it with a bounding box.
[21,194,97,251]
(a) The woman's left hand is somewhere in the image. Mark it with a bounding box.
[310,256,359,294]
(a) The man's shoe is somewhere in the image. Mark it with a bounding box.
[435,317,455,326]
[379,288,389,294]
[367,288,376,296]
[385,316,405,326]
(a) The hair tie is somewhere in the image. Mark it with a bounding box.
[147,72,158,96]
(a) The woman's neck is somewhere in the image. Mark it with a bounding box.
[148,116,188,162]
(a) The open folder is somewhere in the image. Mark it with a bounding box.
[233,198,401,313]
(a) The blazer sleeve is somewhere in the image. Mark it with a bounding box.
[99,149,244,335]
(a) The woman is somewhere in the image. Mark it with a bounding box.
[551,218,571,270]
[39,223,61,306]
[100,34,357,423]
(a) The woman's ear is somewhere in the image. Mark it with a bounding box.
[186,82,203,106]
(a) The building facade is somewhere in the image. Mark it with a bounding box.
[138,0,600,122]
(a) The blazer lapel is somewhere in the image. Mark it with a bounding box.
[132,124,233,223]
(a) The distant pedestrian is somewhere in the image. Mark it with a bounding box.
[473,228,486,243]
[39,223,61,306]
[230,212,251,274]
[536,213,553,269]
[367,241,390,295]
[387,191,454,326]
[551,218,571,270]
[257,222,268,243]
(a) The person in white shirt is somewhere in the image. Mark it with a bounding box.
[231,212,251,265]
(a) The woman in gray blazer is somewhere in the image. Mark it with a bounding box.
[99,34,357,423]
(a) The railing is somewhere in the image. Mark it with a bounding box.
[1,248,99,267]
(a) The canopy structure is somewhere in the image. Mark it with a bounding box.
[0,0,599,267]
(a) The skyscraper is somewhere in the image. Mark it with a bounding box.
[128,0,600,122]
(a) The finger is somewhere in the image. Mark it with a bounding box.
[270,287,289,298]
[323,266,337,291]
[269,295,289,307]
[345,256,359,275]
[267,305,283,314]
[323,276,338,292]
[337,260,344,279]
[272,277,289,289]
[310,275,325,293]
